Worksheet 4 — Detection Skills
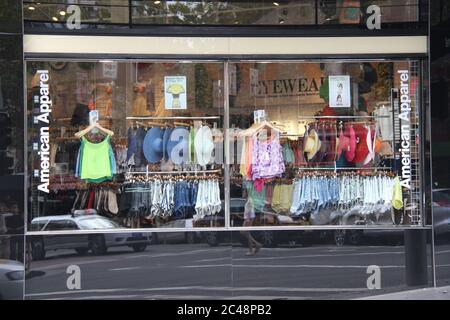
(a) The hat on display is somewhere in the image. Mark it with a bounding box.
[304,128,321,161]
[344,125,356,162]
[352,124,369,164]
[162,127,172,161]
[317,126,328,162]
[143,127,164,164]
[166,126,189,165]
[337,128,350,160]
[320,105,337,120]
[362,127,376,166]
[194,125,215,166]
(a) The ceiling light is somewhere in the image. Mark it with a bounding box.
[273,2,280,6]
[28,6,35,10]
[59,10,66,16]
[52,16,58,21]
[154,0,161,4]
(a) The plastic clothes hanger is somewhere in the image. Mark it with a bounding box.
[75,122,114,138]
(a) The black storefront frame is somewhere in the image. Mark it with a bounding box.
[23,54,432,235]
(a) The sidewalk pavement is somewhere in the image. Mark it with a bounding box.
[358,286,450,300]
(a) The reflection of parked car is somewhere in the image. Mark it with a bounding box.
[30,213,151,260]
[150,218,202,244]
[0,259,23,300]
[431,189,450,239]
[151,232,200,245]
[204,229,324,248]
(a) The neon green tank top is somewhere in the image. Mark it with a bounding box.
[80,136,112,181]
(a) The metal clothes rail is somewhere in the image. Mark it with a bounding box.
[126,116,221,120]
[295,167,392,171]
[126,169,222,175]
[298,115,391,120]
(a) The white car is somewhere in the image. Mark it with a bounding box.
[0,259,23,300]
[30,213,152,260]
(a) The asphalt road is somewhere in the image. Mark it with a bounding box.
[24,242,450,300]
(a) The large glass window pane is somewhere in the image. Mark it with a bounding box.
[318,0,420,25]
[228,60,422,228]
[26,60,225,231]
[132,0,316,25]
[23,0,423,26]
[23,0,129,24]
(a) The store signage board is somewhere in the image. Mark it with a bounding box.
[253,109,266,123]
[398,69,411,190]
[34,70,51,194]
[245,64,326,105]
[329,75,351,108]
[89,110,99,125]
[164,76,187,110]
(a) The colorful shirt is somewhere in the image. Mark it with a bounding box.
[251,132,285,180]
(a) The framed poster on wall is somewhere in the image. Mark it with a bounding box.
[164,76,187,109]
[329,75,351,108]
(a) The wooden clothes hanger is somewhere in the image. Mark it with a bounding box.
[75,122,114,138]
[238,120,282,137]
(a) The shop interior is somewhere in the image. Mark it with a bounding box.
[26,59,422,230]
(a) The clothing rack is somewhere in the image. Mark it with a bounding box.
[296,167,392,171]
[298,115,390,120]
[127,169,221,175]
[126,116,220,120]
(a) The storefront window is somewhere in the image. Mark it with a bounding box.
[27,60,225,230]
[228,60,422,227]
[26,59,423,232]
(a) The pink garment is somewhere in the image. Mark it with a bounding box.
[253,178,265,193]
[251,132,285,179]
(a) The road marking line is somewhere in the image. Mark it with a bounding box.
[229,251,404,262]
[25,285,368,298]
[180,264,403,269]
[109,267,141,271]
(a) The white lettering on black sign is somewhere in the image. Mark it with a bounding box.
[398,70,411,190]
[36,70,51,193]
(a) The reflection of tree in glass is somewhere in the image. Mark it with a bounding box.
[195,64,213,109]
[134,1,274,25]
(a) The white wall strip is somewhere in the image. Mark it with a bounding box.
[24,35,427,56]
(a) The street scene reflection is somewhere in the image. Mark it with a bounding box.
[24,230,445,300]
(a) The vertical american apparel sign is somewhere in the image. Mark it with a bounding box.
[33,70,52,194]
